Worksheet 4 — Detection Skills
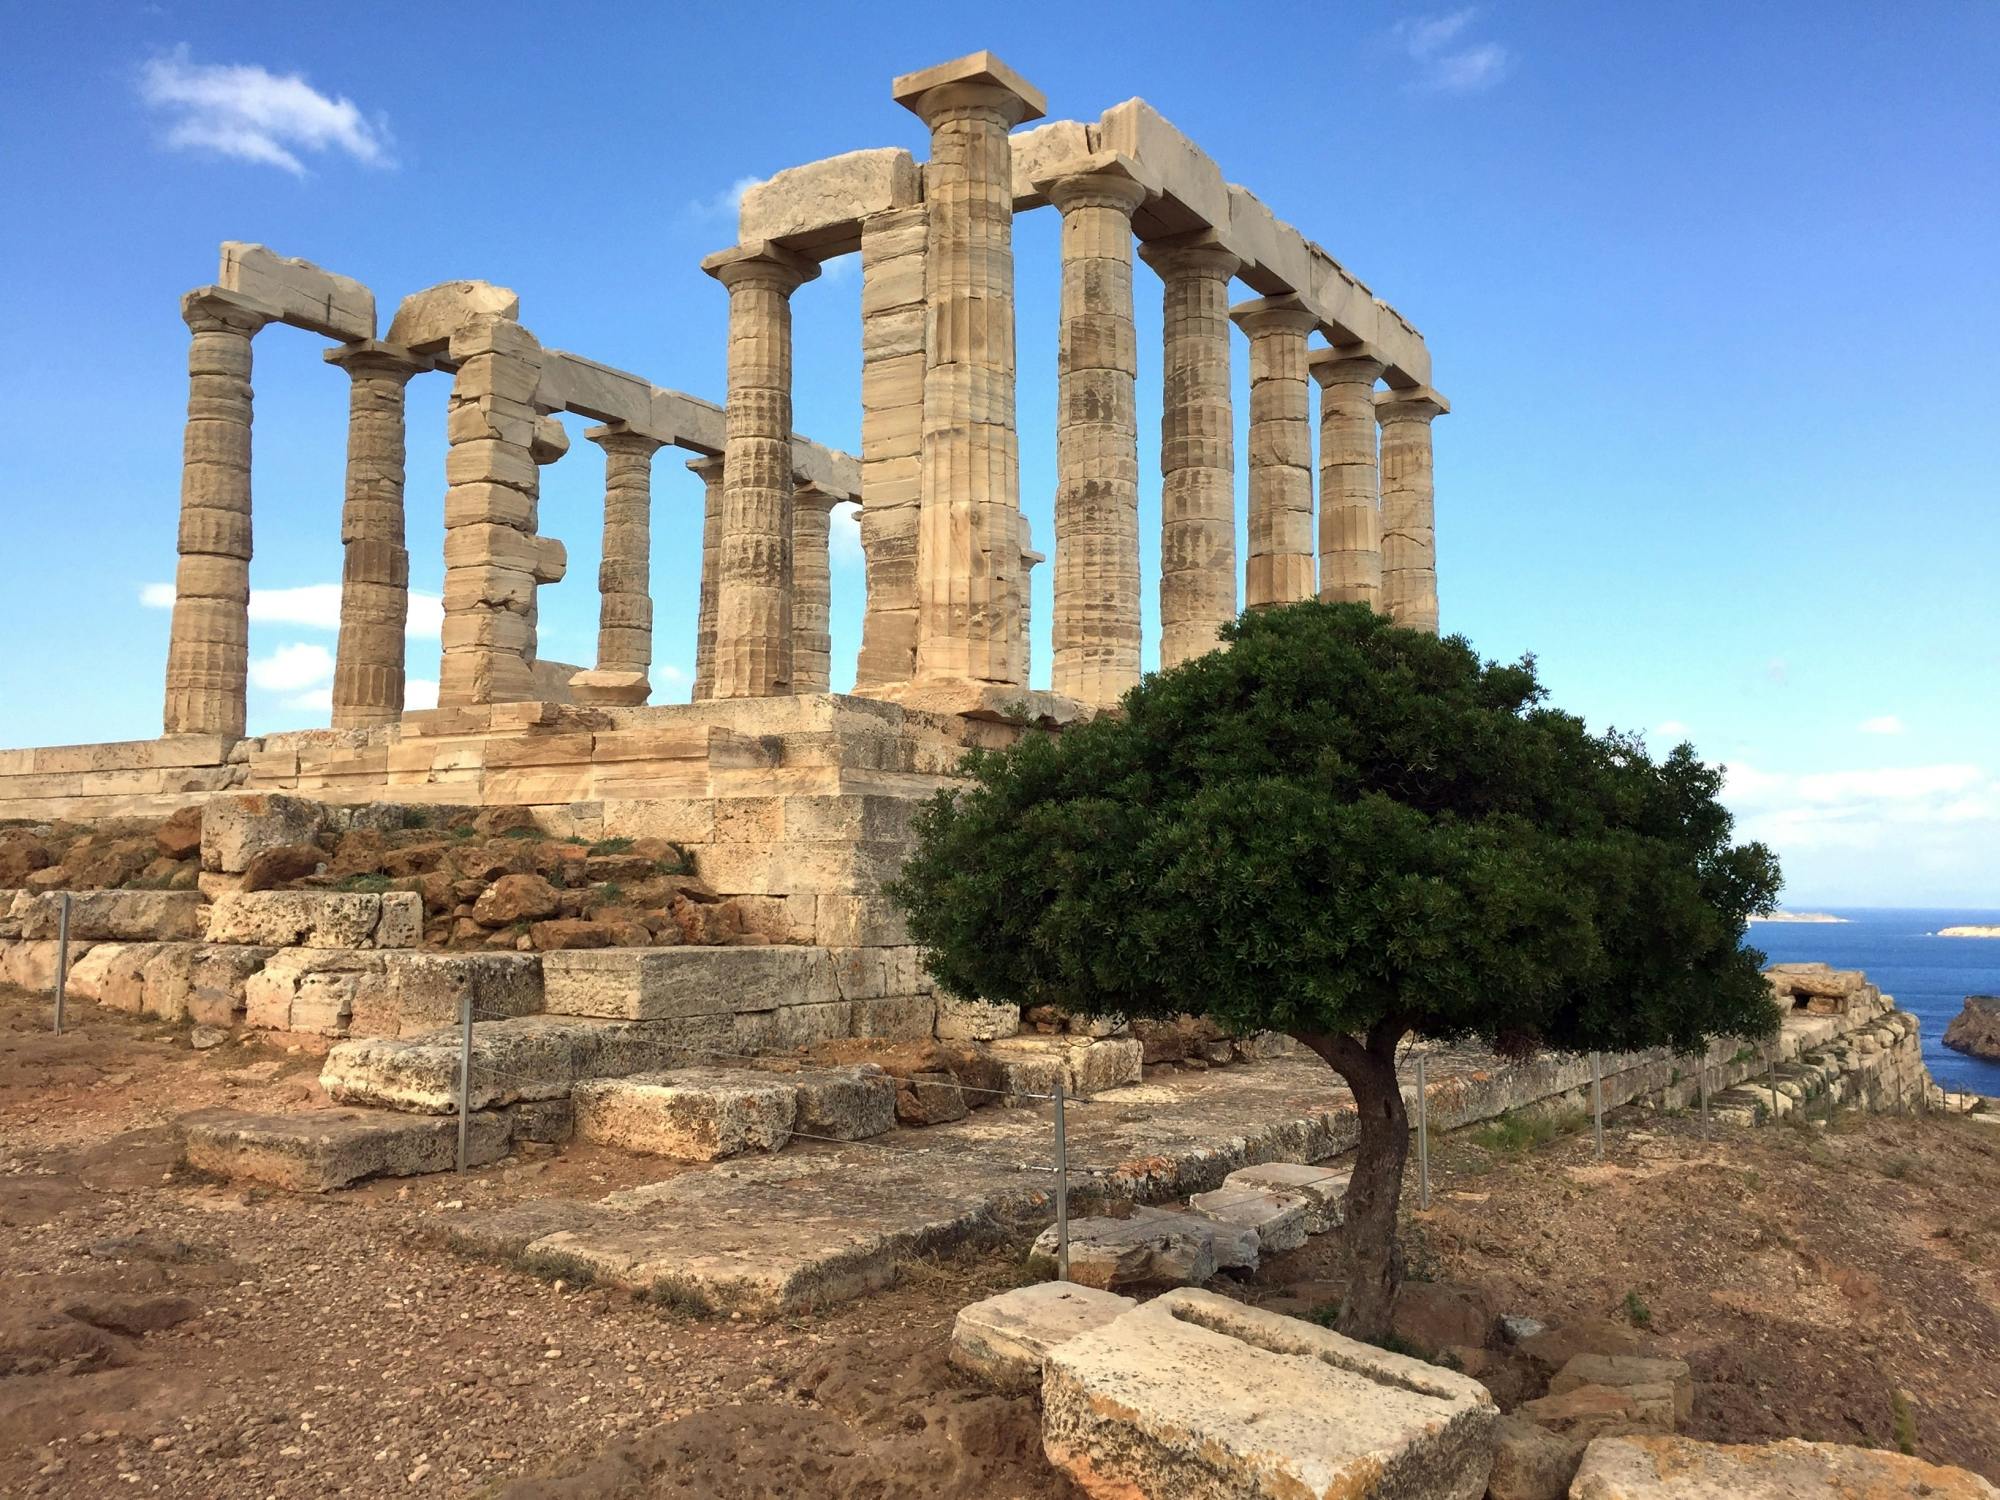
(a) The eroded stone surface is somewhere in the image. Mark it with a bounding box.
[181,1106,508,1192]
[1222,1160,1349,1233]
[204,891,421,949]
[542,946,837,1022]
[323,1016,700,1113]
[1568,1434,2000,1499]
[949,1281,1133,1392]
[572,1069,796,1161]
[1188,1182,1310,1252]
[1028,1212,1217,1290]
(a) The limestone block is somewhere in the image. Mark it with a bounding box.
[201,792,327,873]
[219,243,374,341]
[542,946,838,1021]
[90,943,166,1013]
[1189,1184,1310,1253]
[143,943,275,1026]
[852,995,937,1041]
[738,147,920,255]
[733,999,854,1055]
[949,1282,1134,1392]
[1224,184,1313,297]
[1029,1213,1218,1290]
[386,280,521,353]
[568,669,651,706]
[243,949,387,1035]
[1100,98,1229,237]
[536,350,654,428]
[1041,1289,1498,1500]
[203,891,421,949]
[935,995,1020,1042]
[0,939,95,992]
[1551,1354,1693,1425]
[1567,1434,2000,1499]
[788,1066,896,1141]
[180,1106,510,1193]
[12,890,205,942]
[384,951,543,1037]
[1486,1414,1585,1500]
[1008,119,1097,209]
[1221,1162,1349,1234]
[63,942,130,1003]
[988,1035,1143,1096]
[1519,1384,1674,1439]
[571,1070,796,1160]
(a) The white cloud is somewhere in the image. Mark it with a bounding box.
[1392,8,1511,92]
[283,686,333,712]
[248,642,334,693]
[405,678,439,711]
[657,664,689,684]
[1654,719,1690,740]
[1859,714,1905,735]
[138,46,392,176]
[829,501,863,565]
[689,174,762,220]
[141,582,442,638]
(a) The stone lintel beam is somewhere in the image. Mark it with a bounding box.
[219,242,375,342]
[386,280,521,356]
[738,147,921,258]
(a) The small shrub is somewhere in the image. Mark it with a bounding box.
[1468,1108,1583,1157]
[588,883,627,911]
[589,837,635,855]
[500,826,538,840]
[450,824,477,842]
[1879,1154,1918,1181]
[1890,1389,1918,1456]
[653,843,694,876]
[645,1276,715,1318]
[1622,1289,1653,1328]
[333,873,393,893]
[1733,1045,1761,1066]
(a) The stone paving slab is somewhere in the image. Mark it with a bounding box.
[180,1106,510,1191]
[1569,1434,2000,1499]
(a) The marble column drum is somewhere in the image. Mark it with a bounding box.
[1376,388,1448,633]
[700,243,818,698]
[790,485,836,694]
[163,289,270,738]
[1310,345,1389,611]
[1140,235,1240,668]
[687,455,725,701]
[326,342,425,728]
[1233,296,1319,610]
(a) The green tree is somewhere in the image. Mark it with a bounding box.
[890,602,1781,1338]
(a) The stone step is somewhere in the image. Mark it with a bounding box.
[180,1105,511,1192]
[322,1015,693,1113]
[572,1065,897,1161]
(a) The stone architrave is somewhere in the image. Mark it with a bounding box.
[853,205,927,691]
[1311,345,1389,611]
[437,315,566,705]
[1233,296,1319,609]
[1043,153,1154,708]
[325,341,427,728]
[571,423,664,706]
[687,455,725,700]
[163,288,271,738]
[700,242,819,699]
[894,53,1047,689]
[1377,387,1448,634]
[791,484,836,694]
[1139,234,1240,668]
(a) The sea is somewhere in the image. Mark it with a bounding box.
[1749,909,2000,1097]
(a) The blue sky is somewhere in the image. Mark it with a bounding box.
[1,3,1995,906]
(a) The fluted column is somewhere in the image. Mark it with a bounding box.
[569,423,664,706]
[1233,297,1319,609]
[1310,345,1388,610]
[163,289,270,737]
[688,455,725,700]
[700,243,818,698]
[854,205,927,690]
[326,342,426,728]
[1377,388,1449,633]
[791,484,836,693]
[1044,155,1153,708]
[1139,235,1240,668]
[895,54,1046,688]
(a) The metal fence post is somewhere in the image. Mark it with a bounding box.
[1591,1051,1604,1159]
[1053,1078,1070,1283]
[52,892,72,1035]
[1767,1045,1779,1124]
[1698,1058,1709,1135]
[1414,1054,1431,1211]
[456,992,474,1173]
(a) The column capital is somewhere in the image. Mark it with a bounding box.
[586,421,665,458]
[892,50,1046,128]
[1310,343,1389,388]
[323,339,431,380]
[686,453,726,482]
[1230,294,1318,338]
[1138,231,1240,282]
[792,480,842,511]
[1376,385,1451,423]
[180,286,274,337]
[700,241,821,295]
[1039,151,1157,215]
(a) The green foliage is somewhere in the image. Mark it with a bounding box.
[500,826,538,840]
[890,602,1782,1060]
[589,837,635,855]
[653,844,694,876]
[1890,1389,1918,1456]
[1622,1289,1653,1328]
[333,872,393,893]
[1468,1108,1585,1156]
[589,882,628,911]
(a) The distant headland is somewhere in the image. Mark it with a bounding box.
[1936,925,2000,939]
[1753,911,1850,925]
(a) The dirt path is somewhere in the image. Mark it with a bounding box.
[3,982,1996,1496]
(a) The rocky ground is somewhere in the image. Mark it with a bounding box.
[3,982,1997,1497]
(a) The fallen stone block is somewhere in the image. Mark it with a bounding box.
[572,1070,796,1160]
[1551,1353,1693,1426]
[1042,1288,1497,1500]
[1568,1433,2000,1499]
[141,943,274,1024]
[180,1106,508,1191]
[1028,1212,1218,1290]
[1222,1160,1349,1232]
[949,1281,1134,1393]
[788,1066,896,1141]
[1519,1382,1673,1439]
[1189,1183,1310,1252]
[987,1034,1144,1096]
[1486,1413,1585,1500]
[542,945,838,1020]
[200,792,328,874]
[11,889,204,942]
[243,949,386,1035]
[896,1070,969,1125]
[203,891,422,950]
[385,951,543,1036]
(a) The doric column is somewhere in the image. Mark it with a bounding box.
[894,53,1047,688]
[1310,345,1388,610]
[854,205,927,690]
[791,484,836,694]
[700,242,818,698]
[325,342,426,728]
[163,288,269,737]
[688,455,724,700]
[570,423,664,706]
[1138,234,1240,668]
[1233,297,1319,609]
[1043,153,1154,708]
[1376,388,1449,634]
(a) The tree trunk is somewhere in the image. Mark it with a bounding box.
[1296,1026,1410,1342]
